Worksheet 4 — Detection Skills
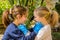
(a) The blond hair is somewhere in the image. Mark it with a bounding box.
[34,6,59,28]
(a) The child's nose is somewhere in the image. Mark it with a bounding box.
[34,18,36,21]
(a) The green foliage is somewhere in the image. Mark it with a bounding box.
[52,32,60,40]
[0,0,46,28]
[55,3,60,15]
[8,0,14,6]
[0,0,11,14]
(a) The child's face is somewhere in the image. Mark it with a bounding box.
[34,10,49,21]
[21,14,27,23]
[18,13,27,24]
[34,10,48,25]
[34,12,40,21]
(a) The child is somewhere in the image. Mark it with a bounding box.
[33,7,52,40]
[2,5,44,40]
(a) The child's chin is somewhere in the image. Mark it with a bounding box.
[22,22,25,24]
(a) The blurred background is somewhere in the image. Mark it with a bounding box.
[0,0,60,40]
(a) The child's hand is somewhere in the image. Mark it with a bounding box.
[18,24,30,35]
[33,22,44,34]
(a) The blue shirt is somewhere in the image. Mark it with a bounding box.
[2,23,36,40]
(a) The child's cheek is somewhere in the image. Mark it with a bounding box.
[34,17,38,21]
[34,17,40,22]
[23,17,27,22]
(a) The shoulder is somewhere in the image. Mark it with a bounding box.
[35,25,51,39]
[44,24,51,29]
[7,23,16,29]
[38,24,51,34]
[5,23,18,33]
[42,24,51,31]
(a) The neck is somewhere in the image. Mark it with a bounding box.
[13,20,20,26]
[40,17,48,25]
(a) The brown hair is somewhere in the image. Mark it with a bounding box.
[34,6,59,28]
[2,5,27,28]
[2,10,11,28]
